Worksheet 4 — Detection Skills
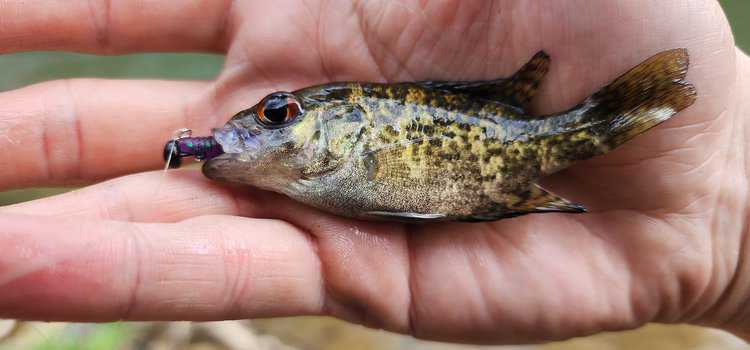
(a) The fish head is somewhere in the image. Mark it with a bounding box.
[202,87,357,193]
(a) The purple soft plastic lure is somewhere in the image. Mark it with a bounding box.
[163,132,224,169]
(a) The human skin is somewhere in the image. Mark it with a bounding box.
[0,0,748,344]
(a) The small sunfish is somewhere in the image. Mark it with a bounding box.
[164,49,696,222]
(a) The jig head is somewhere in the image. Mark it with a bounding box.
[163,128,224,169]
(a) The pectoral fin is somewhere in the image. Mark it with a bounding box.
[417,51,550,111]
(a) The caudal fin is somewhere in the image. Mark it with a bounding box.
[581,48,697,147]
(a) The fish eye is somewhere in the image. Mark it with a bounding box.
[256,92,303,127]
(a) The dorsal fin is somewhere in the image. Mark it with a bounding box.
[417,51,550,111]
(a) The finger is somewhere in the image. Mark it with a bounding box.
[1,171,415,331]
[0,214,323,321]
[1,168,379,230]
[1,170,254,222]
[0,79,218,189]
[0,168,368,236]
[0,0,232,53]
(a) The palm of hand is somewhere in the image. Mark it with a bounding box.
[0,0,741,344]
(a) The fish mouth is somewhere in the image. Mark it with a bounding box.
[212,123,260,155]
[201,152,241,182]
[202,123,261,170]
[163,122,260,169]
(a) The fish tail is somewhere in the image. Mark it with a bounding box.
[539,49,696,175]
[582,48,696,146]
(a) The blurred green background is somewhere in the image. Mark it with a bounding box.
[724,0,750,51]
[0,1,748,349]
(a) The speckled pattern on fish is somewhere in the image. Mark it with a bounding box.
[200,49,696,222]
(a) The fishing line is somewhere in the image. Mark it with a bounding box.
[163,142,176,172]
[150,128,193,219]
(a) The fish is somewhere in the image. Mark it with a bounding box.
[164,49,696,222]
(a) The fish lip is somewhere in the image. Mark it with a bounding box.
[212,122,260,155]
[202,145,256,170]
[204,152,237,163]
[202,151,246,180]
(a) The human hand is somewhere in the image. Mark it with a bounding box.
[0,0,746,344]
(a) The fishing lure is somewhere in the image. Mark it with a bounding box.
[164,49,696,222]
[164,128,223,169]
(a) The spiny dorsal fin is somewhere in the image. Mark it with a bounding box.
[417,51,550,111]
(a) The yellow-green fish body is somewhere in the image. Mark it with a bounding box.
[203,49,696,222]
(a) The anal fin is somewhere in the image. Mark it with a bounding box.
[466,184,586,221]
[517,184,587,214]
